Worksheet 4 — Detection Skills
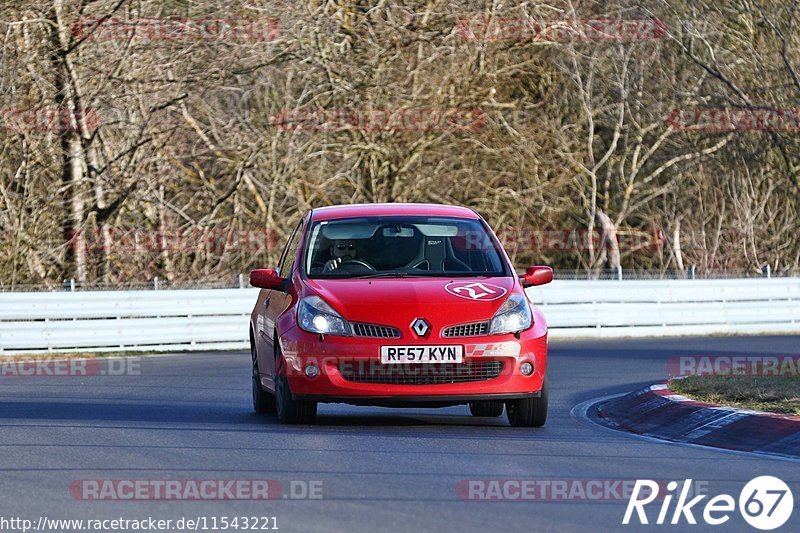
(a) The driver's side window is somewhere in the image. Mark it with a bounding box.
[276,220,303,276]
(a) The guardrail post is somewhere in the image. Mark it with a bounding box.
[69,278,75,292]
[688,265,696,280]
[616,265,623,281]
[238,273,244,288]
[762,265,771,278]
[153,277,159,290]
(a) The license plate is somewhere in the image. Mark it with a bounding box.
[380,345,463,364]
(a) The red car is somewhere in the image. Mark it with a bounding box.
[249,203,553,426]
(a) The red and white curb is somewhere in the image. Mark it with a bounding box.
[595,383,800,459]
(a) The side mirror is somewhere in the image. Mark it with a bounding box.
[249,269,286,290]
[520,266,553,287]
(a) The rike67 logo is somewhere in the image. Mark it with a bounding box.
[624,477,793,530]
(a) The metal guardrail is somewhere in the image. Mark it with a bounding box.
[526,278,800,339]
[0,278,798,353]
[3,268,797,293]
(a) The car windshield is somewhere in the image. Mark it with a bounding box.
[304,215,508,279]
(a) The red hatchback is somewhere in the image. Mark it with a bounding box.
[249,203,553,426]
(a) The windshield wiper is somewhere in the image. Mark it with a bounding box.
[354,271,428,279]
[353,271,500,279]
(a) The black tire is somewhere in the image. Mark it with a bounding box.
[252,340,276,414]
[274,341,317,424]
[469,401,504,417]
[506,377,548,427]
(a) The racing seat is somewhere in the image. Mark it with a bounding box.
[406,237,471,271]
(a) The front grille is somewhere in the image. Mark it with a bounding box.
[351,322,401,338]
[339,360,504,385]
[442,321,489,337]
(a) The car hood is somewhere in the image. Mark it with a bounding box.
[304,277,519,330]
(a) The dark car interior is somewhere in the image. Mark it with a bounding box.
[307,221,505,276]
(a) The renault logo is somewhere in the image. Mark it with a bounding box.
[411,318,430,337]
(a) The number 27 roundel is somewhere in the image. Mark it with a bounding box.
[445,281,508,301]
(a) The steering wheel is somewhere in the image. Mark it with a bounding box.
[340,258,376,271]
[324,257,376,273]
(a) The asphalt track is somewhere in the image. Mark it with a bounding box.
[1,335,799,533]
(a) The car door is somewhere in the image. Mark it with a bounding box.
[258,217,305,387]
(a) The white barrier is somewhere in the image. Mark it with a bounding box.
[527,278,800,339]
[0,278,798,353]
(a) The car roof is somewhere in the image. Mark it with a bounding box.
[309,203,480,222]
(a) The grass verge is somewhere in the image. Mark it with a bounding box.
[669,375,800,415]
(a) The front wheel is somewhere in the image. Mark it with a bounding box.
[274,345,317,424]
[506,377,548,427]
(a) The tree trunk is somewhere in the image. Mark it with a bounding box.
[673,219,684,271]
[62,133,87,282]
[53,0,88,282]
[595,209,620,269]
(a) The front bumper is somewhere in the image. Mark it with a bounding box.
[277,327,548,404]
[292,392,540,408]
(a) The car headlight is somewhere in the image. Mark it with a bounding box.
[489,293,532,334]
[298,296,352,336]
